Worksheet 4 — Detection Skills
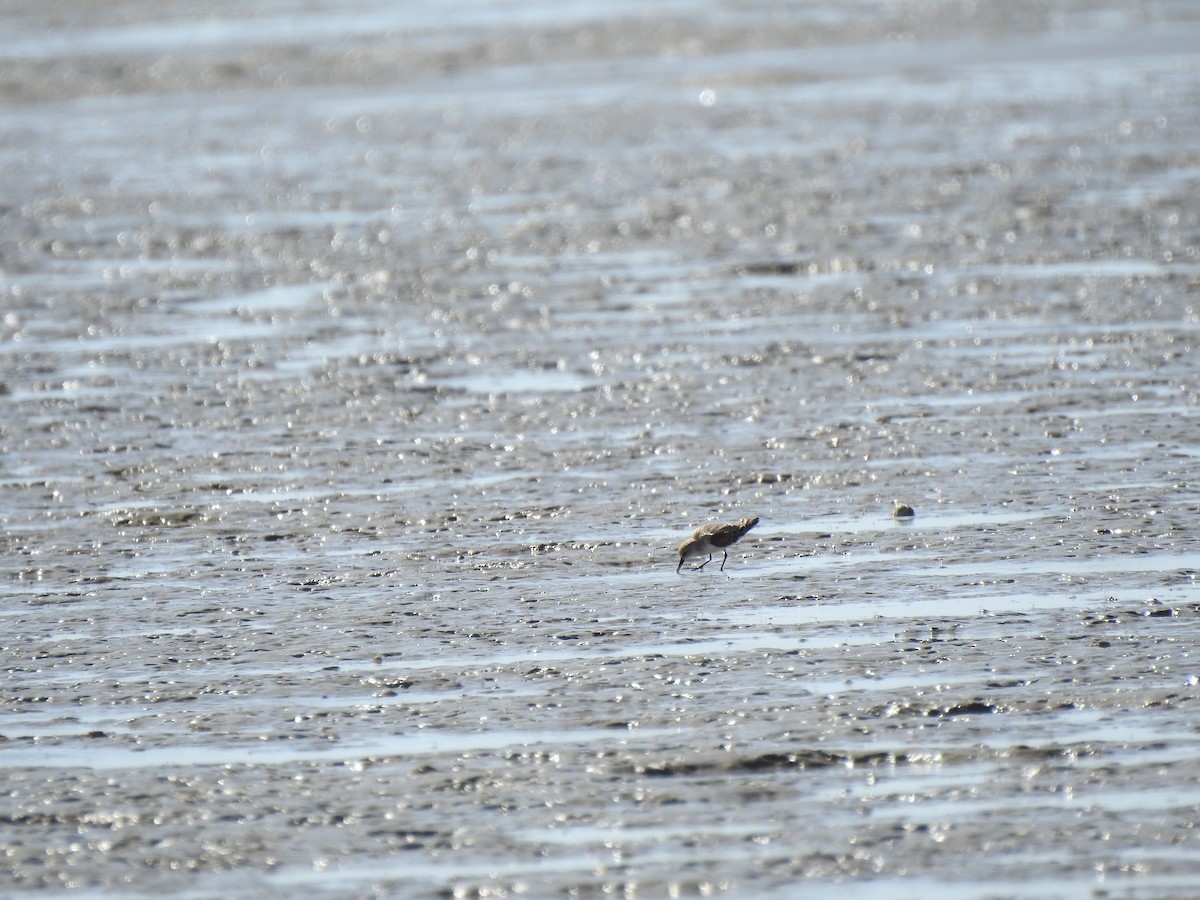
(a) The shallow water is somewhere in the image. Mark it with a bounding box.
[3,0,1200,897]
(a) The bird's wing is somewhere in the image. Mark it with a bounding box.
[706,523,745,548]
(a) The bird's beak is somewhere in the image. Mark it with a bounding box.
[676,556,684,573]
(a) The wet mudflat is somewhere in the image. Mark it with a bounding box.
[3,0,1200,897]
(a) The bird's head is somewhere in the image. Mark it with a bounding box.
[676,536,700,572]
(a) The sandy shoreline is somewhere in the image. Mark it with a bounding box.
[3,0,1200,896]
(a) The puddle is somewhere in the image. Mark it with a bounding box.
[0,725,669,771]
[443,367,594,395]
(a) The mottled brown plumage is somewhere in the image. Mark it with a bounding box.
[677,516,759,572]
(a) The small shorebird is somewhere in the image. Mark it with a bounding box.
[677,516,759,572]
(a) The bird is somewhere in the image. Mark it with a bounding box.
[677,516,759,572]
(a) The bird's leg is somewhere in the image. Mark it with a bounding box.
[694,554,712,570]
[719,550,728,571]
